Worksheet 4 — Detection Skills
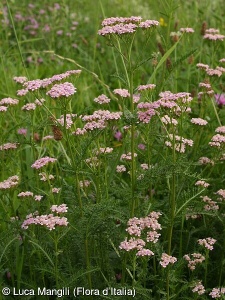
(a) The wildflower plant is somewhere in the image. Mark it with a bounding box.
[1,1,225,299]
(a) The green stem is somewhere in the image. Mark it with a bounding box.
[54,235,59,288]
[85,238,92,289]
[62,103,83,215]
[204,250,209,287]
[6,0,29,77]
[210,96,222,126]
[132,254,136,287]
[166,268,170,300]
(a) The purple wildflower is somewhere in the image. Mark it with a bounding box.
[114,131,122,141]
[215,94,225,106]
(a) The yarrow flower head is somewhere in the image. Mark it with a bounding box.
[13,76,28,84]
[179,27,194,33]
[21,103,36,111]
[46,82,76,98]
[183,253,205,270]
[113,89,130,98]
[94,94,110,104]
[0,175,19,190]
[116,165,126,173]
[21,212,68,230]
[119,212,161,256]
[198,237,217,250]
[160,253,177,268]
[0,97,19,106]
[137,84,156,92]
[52,187,61,193]
[0,143,18,151]
[18,191,34,197]
[192,281,205,295]
[209,288,225,298]
[191,118,208,126]
[31,156,57,169]
[98,16,159,36]
[79,180,91,188]
[51,204,68,214]
[195,180,210,188]
[0,106,8,112]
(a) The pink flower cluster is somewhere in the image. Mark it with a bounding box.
[31,156,57,169]
[116,165,126,173]
[209,288,225,298]
[165,134,193,153]
[0,106,8,112]
[95,147,113,155]
[0,175,19,190]
[180,27,194,33]
[215,126,225,134]
[18,191,43,201]
[201,196,219,211]
[52,188,61,194]
[196,63,210,70]
[119,212,161,257]
[195,180,210,188]
[18,191,34,197]
[113,89,130,98]
[161,114,178,126]
[137,90,192,124]
[21,103,36,111]
[198,237,217,250]
[0,143,18,151]
[204,28,225,41]
[73,110,122,134]
[22,212,68,230]
[198,157,214,165]
[98,16,159,36]
[39,172,55,181]
[160,253,177,268]
[0,97,19,106]
[98,23,137,35]
[209,133,225,147]
[192,281,205,295]
[139,20,159,28]
[101,16,142,27]
[17,70,81,96]
[216,189,225,201]
[183,253,205,270]
[81,110,122,122]
[120,152,138,160]
[35,98,45,106]
[13,76,27,84]
[56,114,77,129]
[197,62,225,78]
[94,94,110,104]
[191,118,208,126]
[51,204,68,213]
[46,82,76,98]
[137,84,156,91]
[79,180,91,188]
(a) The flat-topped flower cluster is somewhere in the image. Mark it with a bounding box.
[98,16,159,36]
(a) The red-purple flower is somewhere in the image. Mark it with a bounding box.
[215,94,225,107]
